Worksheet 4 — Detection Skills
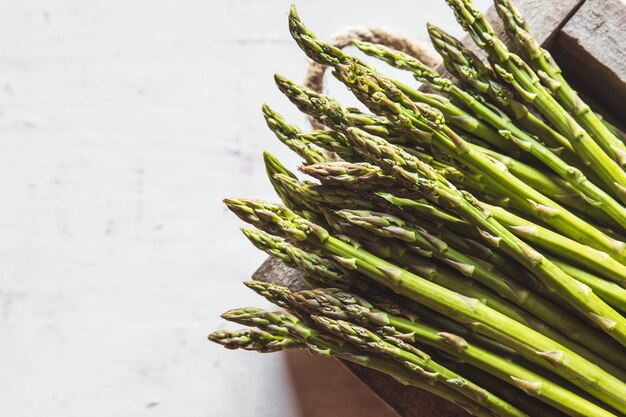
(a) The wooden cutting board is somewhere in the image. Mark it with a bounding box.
[254,0,626,415]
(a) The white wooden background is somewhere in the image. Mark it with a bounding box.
[0,1,488,416]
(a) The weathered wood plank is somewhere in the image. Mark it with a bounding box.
[552,0,626,124]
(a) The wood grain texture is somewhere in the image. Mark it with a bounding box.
[552,0,626,123]
[254,0,626,416]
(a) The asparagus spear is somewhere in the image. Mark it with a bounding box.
[300,160,398,189]
[209,328,303,352]
[299,159,626,297]
[547,259,626,314]
[242,228,345,286]
[332,62,626,262]
[601,117,626,144]
[325,208,626,374]
[235,280,569,415]
[225,305,527,417]
[288,161,626,311]
[309,169,623,314]
[376,178,626,293]
[332,208,626,366]
[444,0,626,202]
[494,0,626,166]
[292,288,619,417]
[299,130,362,161]
[283,6,624,226]
[312,313,531,417]
[478,202,626,288]
[426,23,571,151]
[271,171,500,263]
[326,211,560,336]
[297,130,537,213]
[262,104,328,165]
[211,313,498,417]
[262,151,326,227]
[341,126,626,346]
[289,163,626,313]
[449,361,569,417]
[262,152,299,204]
[240,228,386,295]
[299,128,501,200]
[387,191,626,311]
[249,278,522,359]
[224,198,626,411]
[274,74,620,232]
[388,190,626,309]
[287,5,524,157]
[353,40,626,229]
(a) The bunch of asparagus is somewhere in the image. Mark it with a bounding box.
[210,1,626,416]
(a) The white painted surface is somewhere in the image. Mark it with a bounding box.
[0,1,487,416]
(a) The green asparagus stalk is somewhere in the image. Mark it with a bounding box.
[389,191,626,313]
[325,209,626,375]
[426,23,571,152]
[386,192,626,307]
[298,130,362,161]
[353,40,626,229]
[547,259,626,314]
[262,104,328,165]
[298,130,505,201]
[364,189,620,309]
[212,311,498,417]
[241,229,344,286]
[309,313,530,417]
[326,212,557,335]
[240,228,385,294]
[209,328,304,352]
[212,2,626,415]
[284,6,624,226]
[300,161,398,189]
[449,362,570,417]
[332,208,626,367]
[262,152,300,210]
[247,278,521,359]
[296,286,521,358]
[341,126,626,347]
[444,0,626,202]
[262,151,325,226]
[289,163,623,312]
[224,305,517,416]
[494,0,626,166]
[272,79,405,145]
[292,288,619,417]
[357,170,626,292]
[332,62,626,262]
[271,171,495,263]
[242,228,294,266]
[601,117,626,144]
[296,133,520,208]
[224,198,626,411]
[274,74,621,233]
[298,159,626,306]
[272,173,380,216]
[287,5,525,158]
[477,202,626,288]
